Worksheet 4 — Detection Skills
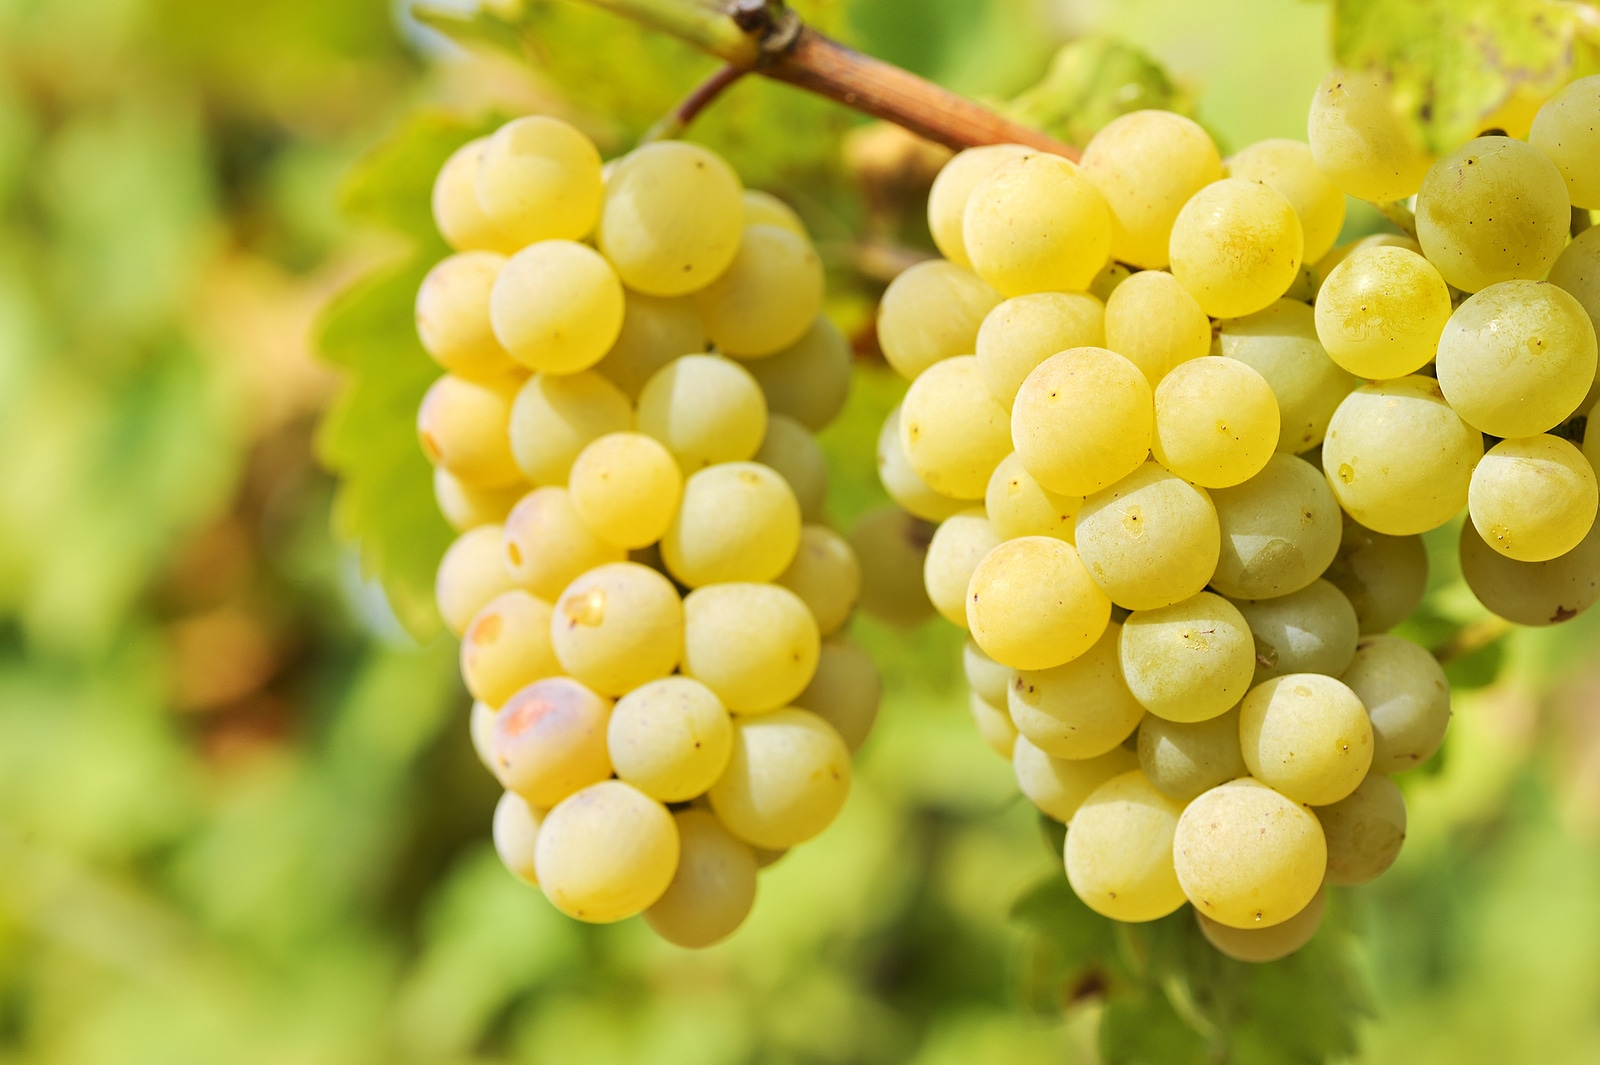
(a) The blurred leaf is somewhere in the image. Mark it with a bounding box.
[412,4,530,59]
[1006,37,1191,147]
[338,109,493,243]
[1011,874,1119,1013]
[1099,987,1209,1065]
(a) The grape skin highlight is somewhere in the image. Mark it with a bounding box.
[966,536,1111,671]
[535,780,679,923]
[1065,770,1188,923]
[1468,435,1598,562]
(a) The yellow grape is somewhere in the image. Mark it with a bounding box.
[1137,708,1246,802]
[1460,519,1600,625]
[985,451,1081,542]
[535,780,678,923]
[1119,592,1254,723]
[432,137,517,253]
[1323,518,1429,635]
[696,224,824,357]
[550,562,683,697]
[593,292,707,400]
[433,467,524,533]
[1152,356,1280,488]
[644,808,758,948]
[746,317,853,431]
[1232,578,1359,683]
[436,524,518,637]
[507,370,632,486]
[1468,434,1598,562]
[637,354,768,472]
[492,790,542,886]
[708,708,851,848]
[1103,269,1211,386]
[1009,623,1145,759]
[963,637,1013,708]
[1210,454,1342,599]
[501,486,625,600]
[661,462,801,587]
[1306,69,1432,203]
[971,690,1019,760]
[490,677,614,808]
[756,414,828,523]
[1074,461,1220,610]
[900,355,1012,500]
[1218,299,1358,454]
[1065,770,1188,922]
[926,143,1033,267]
[417,372,523,488]
[1197,885,1324,963]
[1340,635,1450,773]
[1529,74,1600,208]
[962,152,1111,295]
[608,676,732,803]
[742,188,806,236]
[1238,673,1373,806]
[1225,138,1347,263]
[598,141,744,296]
[490,240,624,374]
[460,589,559,708]
[1081,110,1222,269]
[877,406,966,523]
[566,432,682,550]
[966,536,1111,671]
[1173,777,1326,929]
[1011,347,1153,497]
[415,251,518,380]
[475,115,603,245]
[848,505,937,627]
[876,260,1001,380]
[1169,178,1304,319]
[1317,774,1406,887]
[681,583,820,714]
[975,291,1106,411]
[1313,245,1453,380]
[778,524,862,637]
[1013,737,1138,823]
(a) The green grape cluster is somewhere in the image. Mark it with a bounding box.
[877,75,1600,964]
[419,116,877,948]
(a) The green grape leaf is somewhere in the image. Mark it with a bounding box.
[338,108,494,243]
[1004,37,1192,148]
[1329,0,1600,151]
[411,3,529,60]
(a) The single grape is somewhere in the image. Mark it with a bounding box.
[1009,623,1146,759]
[598,141,743,296]
[593,292,707,400]
[742,188,806,236]
[507,370,632,486]
[779,524,862,636]
[637,354,768,473]
[490,677,614,807]
[1152,356,1280,488]
[975,291,1105,410]
[1529,74,1600,207]
[1322,518,1428,634]
[1081,110,1222,269]
[900,355,1013,499]
[475,115,603,245]
[415,251,518,380]
[1138,708,1247,802]
[1103,269,1212,386]
[746,317,853,431]
[1197,885,1324,963]
[1011,347,1154,497]
[1469,435,1598,562]
[1065,770,1187,922]
[1225,138,1347,263]
[418,373,523,488]
[926,143,1033,267]
[923,509,1000,629]
[798,637,881,752]
[1209,454,1344,600]
[492,790,543,887]
[661,462,800,587]
[1316,772,1406,886]
[963,152,1111,295]
[1415,137,1570,293]
[1238,673,1373,806]
[434,467,524,533]
[644,808,758,948]
[966,536,1112,671]
[1173,777,1326,929]
[985,451,1081,542]
[1306,69,1432,203]
[963,637,1013,708]
[696,224,824,357]
[1313,246,1453,380]
[1341,634,1450,773]
[876,260,1001,380]
[489,240,624,374]
[1013,737,1139,823]
[550,562,683,697]
[1218,299,1358,454]
[535,780,679,922]
[681,583,820,714]
[1119,592,1255,723]
[755,414,828,523]
[848,505,936,626]
[708,708,852,849]
[437,524,518,636]
[607,676,732,803]
[502,486,625,600]
[567,432,682,550]
[877,406,967,523]
[432,137,516,253]
[461,589,560,708]
[1170,178,1303,319]
[1074,462,1220,610]
[1460,518,1600,625]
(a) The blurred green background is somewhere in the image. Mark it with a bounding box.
[3,0,1600,1062]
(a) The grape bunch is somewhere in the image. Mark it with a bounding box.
[877,74,1600,962]
[416,115,877,947]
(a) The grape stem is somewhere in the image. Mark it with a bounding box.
[575,0,1079,157]
[1373,199,1418,240]
[642,63,747,141]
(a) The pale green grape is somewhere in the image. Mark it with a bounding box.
[1239,673,1373,805]
[434,467,524,533]
[1169,178,1304,319]
[1323,518,1429,634]
[1218,299,1359,454]
[1081,110,1222,269]
[1460,518,1600,625]
[1529,74,1600,207]
[1316,772,1406,886]
[966,536,1112,671]
[432,137,517,253]
[1416,137,1571,293]
[1010,623,1145,759]
[461,589,559,708]
[644,808,758,948]
[661,462,800,587]
[1437,281,1598,438]
[682,583,820,714]
[1173,777,1326,929]
[502,486,625,600]
[922,509,999,629]
[415,252,518,380]
[848,505,936,626]
[637,354,768,472]
[779,524,862,636]
[490,240,624,374]
[598,141,743,296]
[696,224,824,356]
[593,292,707,400]
[437,524,518,636]
[1119,592,1255,723]
[1322,376,1482,535]
[1152,356,1280,488]
[1232,579,1359,685]
[491,677,614,807]
[1013,737,1138,823]
[1549,229,1600,388]
[900,355,1012,500]
[1341,635,1451,773]
[985,451,1081,542]
[755,414,828,523]
[1103,269,1211,387]
[971,690,1019,759]
[798,637,881,752]
[1469,435,1598,562]
[1074,462,1220,610]
[926,143,1033,267]
[1011,347,1153,496]
[475,115,603,245]
[1313,246,1453,380]
[607,676,732,803]
[877,260,1001,379]
[1065,770,1187,922]
[535,780,678,923]
[1210,454,1343,599]
[746,317,853,431]
[963,152,1111,295]
[550,562,683,696]
[878,406,966,523]
[418,373,523,488]
[470,699,497,773]
[963,637,1013,708]
[975,291,1105,410]
[1306,69,1432,203]
[708,708,851,848]
[508,370,632,486]
[492,790,543,886]
[1197,886,1324,963]
[567,432,682,550]
[1225,138,1347,263]
[742,188,806,236]
[1137,708,1246,802]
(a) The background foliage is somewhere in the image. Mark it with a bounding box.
[3,0,1600,1062]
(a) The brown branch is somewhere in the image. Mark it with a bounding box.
[642,63,747,142]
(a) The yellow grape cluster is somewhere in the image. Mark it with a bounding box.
[875,74,1600,963]
[418,116,878,948]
